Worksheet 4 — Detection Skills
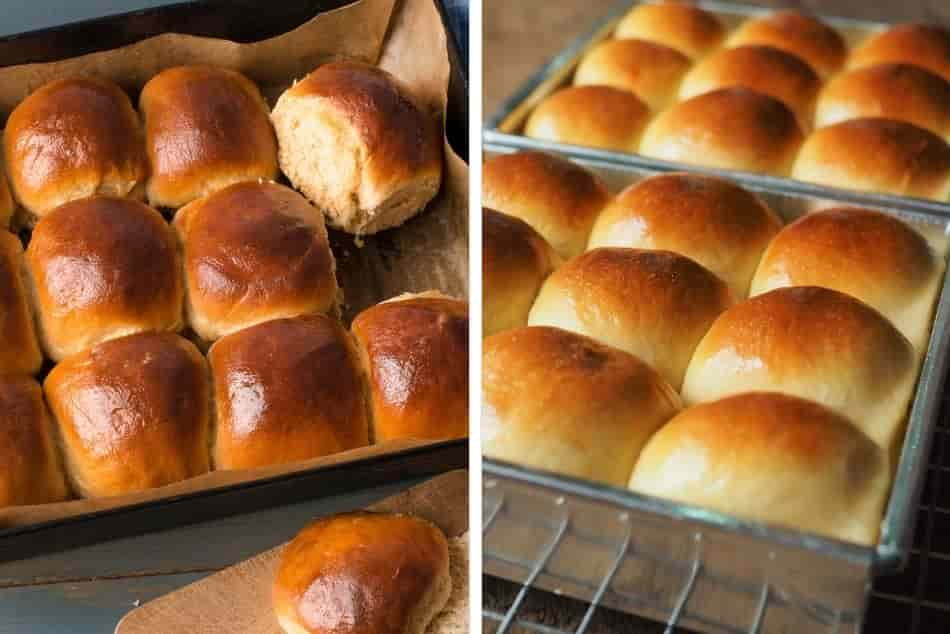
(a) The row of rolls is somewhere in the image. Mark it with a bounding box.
[0,59,464,509]
[481,149,946,545]
[522,1,950,200]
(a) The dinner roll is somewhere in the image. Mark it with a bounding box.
[0,231,42,375]
[0,376,69,508]
[792,118,950,200]
[679,45,821,129]
[630,392,889,545]
[273,512,450,634]
[482,151,610,259]
[640,88,804,176]
[140,65,277,209]
[483,208,561,337]
[3,78,147,221]
[271,61,442,235]
[849,24,950,83]
[25,196,183,362]
[682,286,917,458]
[726,11,846,78]
[209,315,367,471]
[614,1,725,60]
[588,173,782,298]
[524,85,651,153]
[173,181,338,342]
[483,326,681,487]
[815,64,950,139]
[351,293,468,443]
[751,207,943,353]
[574,38,691,110]
[529,248,732,389]
[44,332,210,498]
[0,164,13,229]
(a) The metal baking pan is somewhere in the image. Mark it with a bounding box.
[481,143,950,634]
[483,0,950,216]
[0,0,469,563]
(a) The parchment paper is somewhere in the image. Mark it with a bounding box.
[113,469,469,634]
[0,0,468,528]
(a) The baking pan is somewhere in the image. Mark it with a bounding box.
[0,0,469,563]
[481,143,950,634]
[483,0,950,216]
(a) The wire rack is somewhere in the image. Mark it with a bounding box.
[483,405,950,634]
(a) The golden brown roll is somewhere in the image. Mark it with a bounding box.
[679,45,821,129]
[791,118,950,200]
[726,11,846,78]
[815,64,950,139]
[173,181,338,342]
[630,392,889,545]
[25,196,183,362]
[0,376,69,508]
[849,24,950,83]
[351,293,468,443]
[614,1,725,60]
[271,61,442,235]
[524,85,651,153]
[483,326,681,487]
[483,208,561,338]
[588,173,782,298]
[209,315,368,471]
[0,163,13,229]
[482,151,610,259]
[140,65,277,209]
[3,78,147,221]
[0,231,42,376]
[528,248,732,389]
[750,207,943,353]
[44,332,210,498]
[273,512,451,634]
[640,87,804,176]
[573,38,691,110]
[682,286,917,458]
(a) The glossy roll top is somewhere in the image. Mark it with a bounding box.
[574,38,691,110]
[630,392,890,545]
[528,247,733,390]
[4,77,148,220]
[524,85,651,154]
[483,326,681,487]
[273,512,451,634]
[588,172,782,299]
[614,1,725,60]
[140,65,278,209]
[44,332,211,498]
[751,206,944,353]
[682,286,917,459]
[173,180,338,342]
[725,11,846,78]
[351,292,469,443]
[849,24,950,83]
[25,196,183,361]
[209,315,368,471]
[482,208,561,338]
[482,150,610,259]
[791,118,950,200]
[640,87,805,176]
[271,61,442,235]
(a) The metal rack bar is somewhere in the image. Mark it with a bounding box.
[496,515,571,634]
[665,534,703,634]
[575,522,632,634]
[749,584,769,634]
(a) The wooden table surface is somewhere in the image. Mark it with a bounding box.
[482,1,950,632]
[0,477,428,633]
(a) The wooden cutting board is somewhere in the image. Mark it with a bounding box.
[115,470,468,633]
